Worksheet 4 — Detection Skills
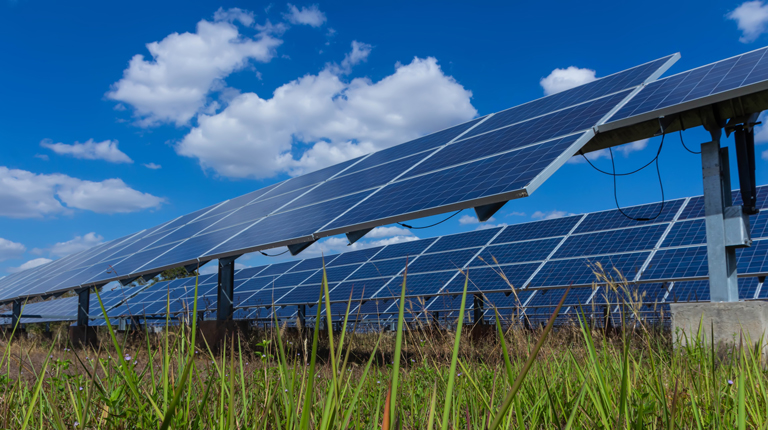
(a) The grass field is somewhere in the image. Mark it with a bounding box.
[0,268,764,429]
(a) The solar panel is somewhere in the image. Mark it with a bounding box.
[554,224,667,258]
[0,54,679,302]
[608,47,768,123]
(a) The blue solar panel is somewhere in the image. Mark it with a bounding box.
[555,224,667,258]
[465,56,676,138]
[323,135,582,232]
[594,282,669,305]
[281,153,424,212]
[642,246,708,280]
[207,192,373,258]
[407,249,477,273]
[258,261,301,276]
[348,258,407,280]
[471,237,561,266]
[267,156,362,196]
[287,255,340,273]
[666,280,710,302]
[426,227,501,253]
[661,219,706,247]
[388,272,457,296]
[737,240,768,274]
[274,284,328,306]
[371,238,437,260]
[446,264,540,293]
[341,118,487,176]
[406,92,632,179]
[610,47,768,122]
[492,215,582,244]
[574,200,683,234]
[530,252,650,287]
[302,264,362,284]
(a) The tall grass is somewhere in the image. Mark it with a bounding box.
[0,266,763,429]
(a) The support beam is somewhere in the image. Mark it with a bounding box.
[702,140,740,302]
[473,294,484,325]
[297,304,306,329]
[345,228,373,245]
[216,255,240,322]
[474,201,507,222]
[734,125,760,215]
[70,288,98,347]
[10,300,21,331]
[288,240,316,256]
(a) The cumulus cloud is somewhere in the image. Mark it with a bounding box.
[568,139,649,164]
[366,226,413,238]
[339,40,372,72]
[8,258,52,273]
[32,232,104,258]
[107,8,282,126]
[143,162,162,170]
[40,139,133,164]
[284,4,326,27]
[459,214,492,225]
[0,166,164,218]
[177,56,476,178]
[0,238,25,262]
[531,210,574,220]
[540,66,597,96]
[727,1,768,43]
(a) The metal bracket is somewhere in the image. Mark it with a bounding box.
[474,201,507,222]
[119,276,141,286]
[345,228,373,245]
[724,205,752,248]
[288,240,317,256]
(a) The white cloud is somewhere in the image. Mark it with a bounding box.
[0,166,164,218]
[212,7,255,26]
[505,211,526,217]
[177,56,476,178]
[143,162,162,170]
[284,4,326,27]
[459,214,495,225]
[0,238,25,262]
[34,154,49,161]
[366,226,413,238]
[728,1,768,43]
[531,210,574,220]
[340,40,372,72]
[36,232,104,258]
[540,66,597,96]
[475,222,507,231]
[568,139,649,164]
[41,139,133,164]
[8,258,52,273]
[107,9,282,126]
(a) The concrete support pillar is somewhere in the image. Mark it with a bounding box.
[671,301,768,351]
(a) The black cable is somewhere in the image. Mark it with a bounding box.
[398,209,463,229]
[260,249,289,257]
[678,117,700,154]
[609,133,665,221]
[581,133,666,221]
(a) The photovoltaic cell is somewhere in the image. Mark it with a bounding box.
[530,252,650,287]
[465,56,676,138]
[493,215,582,244]
[445,264,540,293]
[554,224,667,258]
[426,227,502,253]
[326,247,383,267]
[574,200,683,234]
[406,249,477,273]
[609,47,768,122]
[642,246,708,280]
[470,238,561,266]
[371,238,437,260]
[661,219,706,247]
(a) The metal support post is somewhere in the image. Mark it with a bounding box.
[702,140,740,302]
[76,288,90,327]
[297,304,306,328]
[11,300,21,329]
[473,294,484,325]
[216,255,239,322]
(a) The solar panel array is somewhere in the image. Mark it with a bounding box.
[17,185,768,327]
[0,54,680,303]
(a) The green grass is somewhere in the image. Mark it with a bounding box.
[0,268,764,429]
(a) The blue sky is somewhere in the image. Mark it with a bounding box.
[1,0,767,275]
